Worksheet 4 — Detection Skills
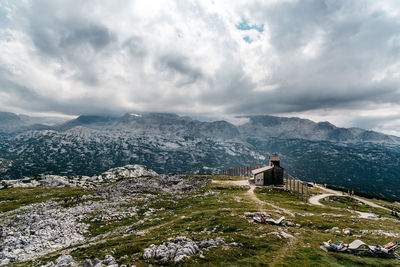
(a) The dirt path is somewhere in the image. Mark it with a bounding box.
[211,179,249,186]
[212,179,298,264]
[309,193,337,206]
[310,185,390,212]
[352,196,390,211]
[29,180,297,264]
[212,180,295,217]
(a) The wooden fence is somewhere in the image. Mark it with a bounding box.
[222,166,263,177]
[284,174,309,202]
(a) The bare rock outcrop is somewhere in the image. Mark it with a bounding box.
[143,236,225,263]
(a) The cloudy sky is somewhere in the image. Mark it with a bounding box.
[2,0,400,135]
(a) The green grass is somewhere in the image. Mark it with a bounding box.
[320,196,392,218]
[254,187,351,216]
[0,187,94,213]
[3,178,400,267]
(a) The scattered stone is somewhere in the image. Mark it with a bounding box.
[102,255,117,265]
[321,213,345,217]
[268,232,282,239]
[0,201,88,264]
[79,255,123,267]
[294,212,314,217]
[199,237,225,248]
[143,236,225,263]
[228,242,242,247]
[100,175,210,196]
[285,221,295,227]
[92,259,101,266]
[244,212,270,218]
[83,259,93,267]
[39,255,76,267]
[360,229,399,237]
[55,255,77,266]
[280,231,294,239]
[355,211,378,219]
[343,228,353,235]
[0,170,213,265]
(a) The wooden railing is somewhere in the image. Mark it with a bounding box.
[222,166,263,177]
[284,174,309,202]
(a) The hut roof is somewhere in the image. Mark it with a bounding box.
[251,166,273,175]
[269,156,280,161]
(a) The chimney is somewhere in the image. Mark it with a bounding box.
[269,155,280,167]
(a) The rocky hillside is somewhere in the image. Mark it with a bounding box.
[238,115,400,143]
[0,165,158,190]
[1,111,400,199]
[0,169,399,266]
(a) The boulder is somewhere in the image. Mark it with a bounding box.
[82,259,93,267]
[142,236,225,263]
[102,254,116,265]
[54,254,76,266]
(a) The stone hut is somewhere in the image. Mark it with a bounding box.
[251,156,284,186]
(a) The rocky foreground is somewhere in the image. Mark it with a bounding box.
[1,165,399,266]
[0,165,212,266]
[0,165,158,190]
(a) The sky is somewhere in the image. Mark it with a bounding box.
[2,0,400,135]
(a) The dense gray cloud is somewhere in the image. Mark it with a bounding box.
[1,0,400,134]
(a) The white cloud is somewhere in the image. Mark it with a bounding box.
[1,0,400,134]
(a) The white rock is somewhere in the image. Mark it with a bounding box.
[54,254,76,266]
[142,236,225,263]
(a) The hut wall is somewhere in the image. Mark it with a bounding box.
[255,173,264,185]
[272,167,284,185]
[263,169,274,185]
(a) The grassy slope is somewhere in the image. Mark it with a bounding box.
[0,187,94,213]
[2,176,400,267]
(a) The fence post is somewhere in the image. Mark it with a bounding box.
[290,176,293,193]
[297,180,300,199]
[292,178,295,195]
[305,183,308,202]
[301,182,304,201]
[292,177,294,193]
[292,177,295,193]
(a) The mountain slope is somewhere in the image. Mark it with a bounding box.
[0,111,24,132]
[238,115,400,143]
[0,111,399,199]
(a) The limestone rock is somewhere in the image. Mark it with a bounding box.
[143,236,225,263]
[54,254,77,266]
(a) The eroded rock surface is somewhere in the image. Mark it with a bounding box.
[100,175,211,196]
[39,254,128,267]
[142,236,225,263]
[0,171,211,265]
[0,165,158,190]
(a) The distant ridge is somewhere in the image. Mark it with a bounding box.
[238,115,400,143]
[1,111,397,144]
[1,111,400,199]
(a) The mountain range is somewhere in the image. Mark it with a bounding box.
[0,111,400,199]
